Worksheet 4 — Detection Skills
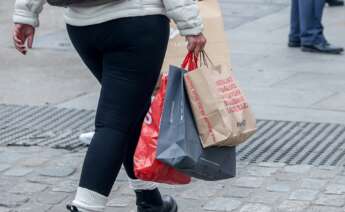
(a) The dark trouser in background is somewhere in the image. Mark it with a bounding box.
[289,0,326,45]
[67,15,170,197]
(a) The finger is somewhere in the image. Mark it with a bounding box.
[188,41,196,52]
[202,38,207,49]
[14,38,26,48]
[14,41,26,49]
[27,32,34,49]
[14,38,27,52]
[14,36,26,51]
[13,35,23,45]
[201,41,206,51]
[194,40,203,55]
[14,27,24,38]
[21,35,29,49]
[16,45,26,51]
[194,45,202,55]
[13,27,27,54]
[198,38,205,50]
[15,43,26,51]
[14,32,24,45]
[15,45,26,55]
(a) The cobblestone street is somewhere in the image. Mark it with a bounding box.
[1,146,345,212]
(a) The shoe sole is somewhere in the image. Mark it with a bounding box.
[288,45,301,48]
[328,3,344,6]
[302,47,343,55]
[288,42,301,48]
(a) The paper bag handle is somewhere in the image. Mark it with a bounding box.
[199,50,215,68]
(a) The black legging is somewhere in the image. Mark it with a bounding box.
[67,15,170,196]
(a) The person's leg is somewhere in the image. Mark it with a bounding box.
[314,0,327,44]
[66,25,103,83]
[66,24,106,212]
[313,0,344,53]
[68,25,101,149]
[68,15,170,212]
[123,107,165,207]
[289,0,301,46]
[298,0,318,45]
[299,0,343,54]
[115,15,173,210]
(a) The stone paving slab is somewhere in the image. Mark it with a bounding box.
[226,5,345,124]
[1,146,345,212]
[313,93,345,112]
[271,72,345,93]
[251,105,345,125]
[243,87,335,108]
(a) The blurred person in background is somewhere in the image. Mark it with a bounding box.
[12,0,207,211]
[289,0,344,54]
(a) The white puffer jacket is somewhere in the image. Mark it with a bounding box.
[13,0,203,36]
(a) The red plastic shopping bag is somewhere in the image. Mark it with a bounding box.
[134,75,191,185]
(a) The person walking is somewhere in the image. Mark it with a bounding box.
[288,0,343,54]
[12,0,206,211]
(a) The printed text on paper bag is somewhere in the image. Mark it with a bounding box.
[216,76,249,113]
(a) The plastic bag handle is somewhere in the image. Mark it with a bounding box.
[181,52,199,71]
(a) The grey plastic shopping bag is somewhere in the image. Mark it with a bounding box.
[156,66,236,181]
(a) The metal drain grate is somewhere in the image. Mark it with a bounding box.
[238,120,345,166]
[0,104,95,151]
[1,104,345,166]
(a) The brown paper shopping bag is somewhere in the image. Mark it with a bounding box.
[184,52,256,148]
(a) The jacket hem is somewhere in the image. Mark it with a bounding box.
[64,8,167,27]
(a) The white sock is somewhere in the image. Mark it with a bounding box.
[128,178,158,190]
[72,187,107,212]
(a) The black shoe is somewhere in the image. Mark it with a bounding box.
[66,204,79,212]
[302,43,344,54]
[327,0,344,6]
[288,40,301,48]
[137,195,178,212]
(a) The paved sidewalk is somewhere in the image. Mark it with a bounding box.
[223,0,345,124]
[1,0,344,124]
[1,1,345,212]
[1,146,345,212]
